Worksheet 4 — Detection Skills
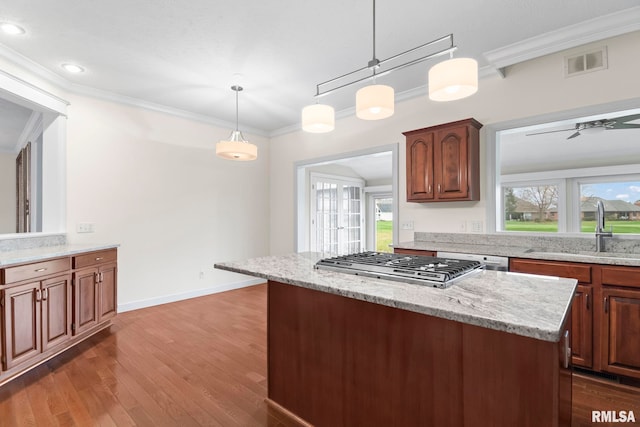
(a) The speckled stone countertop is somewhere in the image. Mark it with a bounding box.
[215,252,576,343]
[0,243,120,267]
[394,232,640,266]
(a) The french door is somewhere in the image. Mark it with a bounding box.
[310,174,364,256]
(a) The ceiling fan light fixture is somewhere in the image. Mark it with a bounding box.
[302,103,335,133]
[356,84,394,120]
[428,57,478,101]
[216,85,258,161]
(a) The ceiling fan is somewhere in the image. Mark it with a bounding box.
[526,113,640,139]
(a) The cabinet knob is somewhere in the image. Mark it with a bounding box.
[34,268,47,272]
[95,257,103,261]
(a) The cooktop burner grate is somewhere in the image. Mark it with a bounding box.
[314,251,484,288]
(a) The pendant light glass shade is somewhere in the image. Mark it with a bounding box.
[356,84,394,120]
[216,85,257,161]
[428,57,478,102]
[216,130,257,161]
[302,104,335,133]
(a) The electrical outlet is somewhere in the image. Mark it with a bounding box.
[76,223,95,233]
[401,221,414,230]
[470,221,483,233]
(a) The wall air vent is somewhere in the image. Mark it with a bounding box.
[564,46,608,77]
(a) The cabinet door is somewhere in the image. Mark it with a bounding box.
[435,125,469,200]
[602,287,640,378]
[41,274,72,351]
[406,133,434,201]
[72,268,99,335]
[2,282,41,369]
[509,258,593,368]
[98,262,117,321]
[571,285,593,368]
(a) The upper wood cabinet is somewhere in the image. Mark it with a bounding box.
[404,118,482,202]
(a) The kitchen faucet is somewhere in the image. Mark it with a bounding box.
[595,200,613,252]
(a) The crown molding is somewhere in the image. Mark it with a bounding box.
[0,67,69,114]
[68,82,268,137]
[0,43,268,137]
[484,6,640,72]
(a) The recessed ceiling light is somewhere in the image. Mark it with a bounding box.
[61,63,85,73]
[0,22,26,35]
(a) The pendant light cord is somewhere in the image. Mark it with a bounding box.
[372,0,376,64]
[235,88,239,131]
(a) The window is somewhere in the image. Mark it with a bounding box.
[494,107,640,235]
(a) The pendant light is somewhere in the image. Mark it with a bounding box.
[301,102,335,133]
[216,85,257,161]
[428,53,478,102]
[355,0,394,120]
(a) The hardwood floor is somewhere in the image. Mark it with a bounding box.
[1,283,638,426]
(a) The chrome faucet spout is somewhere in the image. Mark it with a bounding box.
[595,200,613,252]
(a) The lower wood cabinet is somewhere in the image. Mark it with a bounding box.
[2,275,72,369]
[601,286,640,378]
[72,257,117,335]
[510,258,640,380]
[1,248,117,386]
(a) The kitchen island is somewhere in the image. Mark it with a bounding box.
[215,252,576,427]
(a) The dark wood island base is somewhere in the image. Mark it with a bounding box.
[267,280,572,427]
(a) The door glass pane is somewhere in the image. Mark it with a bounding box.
[503,185,559,232]
[375,198,393,252]
[341,185,361,255]
[579,181,640,234]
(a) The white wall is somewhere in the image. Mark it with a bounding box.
[0,152,16,233]
[269,31,640,255]
[64,95,270,310]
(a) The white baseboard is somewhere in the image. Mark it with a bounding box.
[117,278,265,313]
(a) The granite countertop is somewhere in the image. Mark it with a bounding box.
[215,252,576,343]
[0,243,120,267]
[394,240,640,266]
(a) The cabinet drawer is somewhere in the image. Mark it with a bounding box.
[509,258,592,283]
[2,257,71,284]
[602,266,640,288]
[73,249,117,269]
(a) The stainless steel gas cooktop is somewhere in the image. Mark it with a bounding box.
[314,251,484,288]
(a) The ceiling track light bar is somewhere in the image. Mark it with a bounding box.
[314,34,457,98]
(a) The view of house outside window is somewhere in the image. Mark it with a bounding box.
[504,185,560,232]
[502,180,640,233]
[579,181,640,233]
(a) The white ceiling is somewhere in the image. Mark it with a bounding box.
[1,0,639,136]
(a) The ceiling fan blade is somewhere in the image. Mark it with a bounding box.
[567,131,581,139]
[609,123,640,130]
[610,113,640,127]
[526,127,576,136]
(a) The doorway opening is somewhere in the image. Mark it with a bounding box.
[295,144,398,255]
